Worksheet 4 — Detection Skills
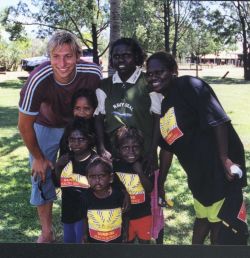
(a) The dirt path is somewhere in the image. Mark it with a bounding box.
[0,71,29,82]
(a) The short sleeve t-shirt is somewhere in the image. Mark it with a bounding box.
[159,76,246,206]
[113,160,152,220]
[19,61,102,127]
[83,187,124,243]
[61,153,95,224]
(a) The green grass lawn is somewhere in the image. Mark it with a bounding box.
[0,73,249,244]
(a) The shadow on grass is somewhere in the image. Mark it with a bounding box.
[0,133,24,156]
[0,155,62,243]
[0,107,18,128]
[0,79,25,89]
[201,76,250,85]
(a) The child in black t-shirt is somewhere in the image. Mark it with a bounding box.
[54,117,96,243]
[113,126,154,244]
[83,156,127,243]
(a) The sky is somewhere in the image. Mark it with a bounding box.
[0,0,37,38]
[0,0,20,10]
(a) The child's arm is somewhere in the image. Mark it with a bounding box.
[94,114,112,159]
[53,153,70,187]
[158,148,173,206]
[122,213,129,243]
[82,218,89,243]
[113,173,131,213]
[143,114,161,176]
[133,161,153,193]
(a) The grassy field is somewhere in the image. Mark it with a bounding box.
[0,68,249,244]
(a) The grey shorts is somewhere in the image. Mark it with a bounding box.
[30,123,64,206]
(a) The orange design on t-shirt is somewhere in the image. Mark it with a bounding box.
[116,172,145,204]
[160,107,183,145]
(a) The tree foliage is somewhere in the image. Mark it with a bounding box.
[0,36,30,71]
[1,0,110,64]
[207,1,250,80]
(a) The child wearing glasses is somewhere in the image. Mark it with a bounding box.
[54,117,96,243]
[113,126,154,244]
[82,156,128,243]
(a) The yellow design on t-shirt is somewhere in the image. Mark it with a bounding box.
[88,208,122,242]
[160,107,183,145]
[116,172,145,204]
[60,161,89,188]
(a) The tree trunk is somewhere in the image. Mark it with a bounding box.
[109,0,121,76]
[172,0,178,58]
[235,0,250,80]
[164,1,171,53]
[92,23,99,65]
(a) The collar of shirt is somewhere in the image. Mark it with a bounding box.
[112,67,142,84]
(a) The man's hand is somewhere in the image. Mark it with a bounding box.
[32,158,54,183]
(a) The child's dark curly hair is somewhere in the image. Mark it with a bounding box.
[109,38,146,68]
[114,126,144,149]
[64,117,95,155]
[86,155,113,175]
[71,88,98,111]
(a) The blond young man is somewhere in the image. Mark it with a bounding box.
[18,30,102,243]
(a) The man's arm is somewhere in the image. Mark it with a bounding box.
[158,148,173,206]
[18,111,53,182]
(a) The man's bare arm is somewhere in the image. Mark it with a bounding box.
[18,111,53,182]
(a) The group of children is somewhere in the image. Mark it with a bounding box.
[52,88,158,243]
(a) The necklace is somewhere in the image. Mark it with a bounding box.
[55,67,77,86]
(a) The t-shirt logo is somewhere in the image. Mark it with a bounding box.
[88,208,122,242]
[116,172,145,204]
[237,201,247,223]
[160,107,183,145]
[112,102,133,118]
[60,161,89,188]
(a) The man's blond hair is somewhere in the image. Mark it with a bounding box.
[47,30,82,57]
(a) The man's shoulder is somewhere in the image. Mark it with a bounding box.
[76,61,102,79]
[22,62,53,92]
[27,61,53,81]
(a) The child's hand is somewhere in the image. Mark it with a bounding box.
[142,152,158,176]
[158,188,166,207]
[99,148,112,161]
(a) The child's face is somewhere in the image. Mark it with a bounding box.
[112,44,136,79]
[68,129,90,155]
[73,96,95,119]
[87,164,113,192]
[119,138,141,164]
